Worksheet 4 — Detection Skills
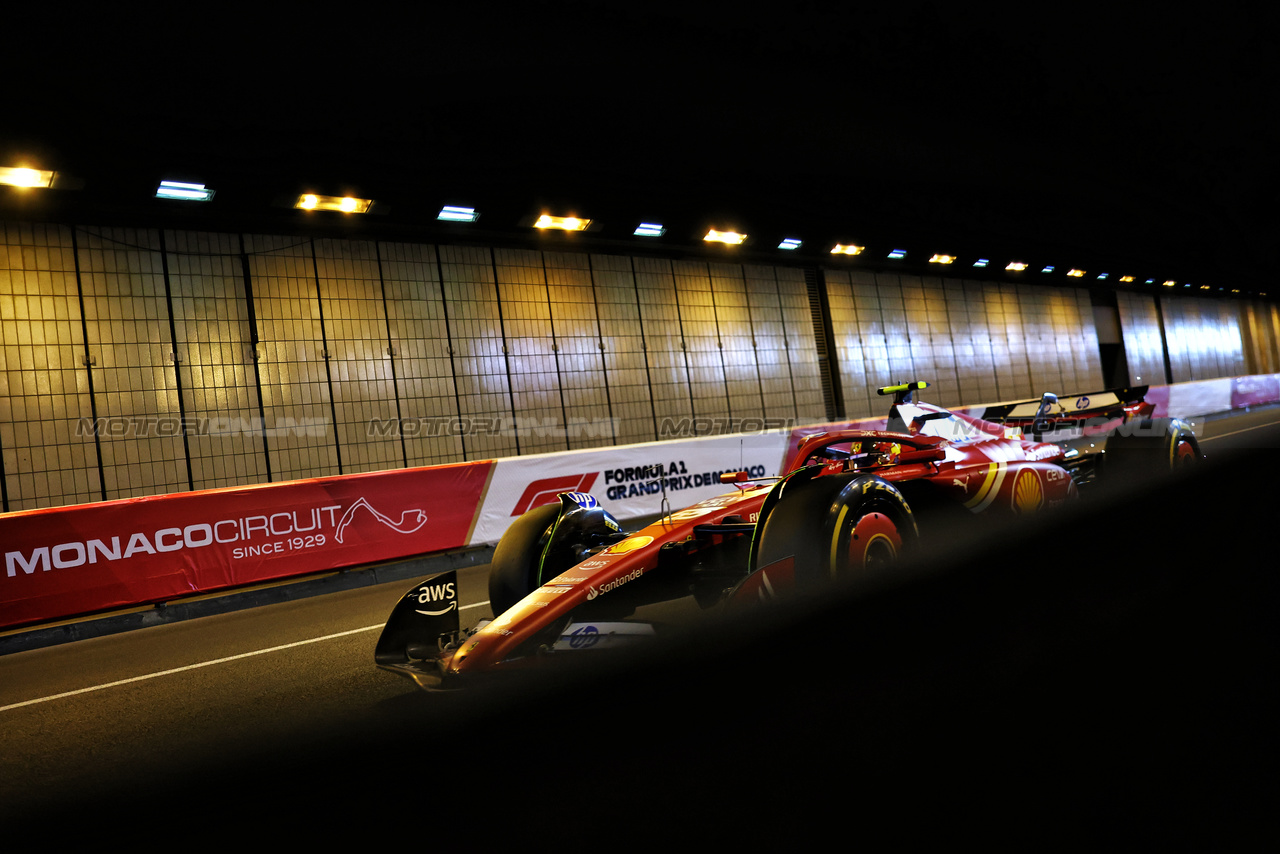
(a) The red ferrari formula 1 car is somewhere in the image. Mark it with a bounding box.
[375,381,1201,690]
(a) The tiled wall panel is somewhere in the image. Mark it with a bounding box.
[1161,295,1246,383]
[0,223,100,510]
[948,279,1000,405]
[494,248,564,456]
[902,275,961,408]
[633,256,692,439]
[674,260,730,432]
[775,267,826,422]
[987,283,1032,400]
[1115,291,1166,386]
[76,228,187,500]
[591,254,656,445]
[1,218,1270,512]
[166,230,267,490]
[244,235,340,482]
[711,263,763,423]
[543,252,614,451]
[845,269,891,418]
[1242,301,1280,375]
[743,265,793,421]
[314,238,402,474]
[379,241,464,467]
[439,245,518,460]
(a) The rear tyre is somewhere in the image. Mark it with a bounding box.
[1104,417,1202,484]
[749,470,918,594]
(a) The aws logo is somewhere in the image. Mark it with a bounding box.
[412,581,458,614]
[412,580,457,616]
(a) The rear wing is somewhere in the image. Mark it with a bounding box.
[978,386,1151,427]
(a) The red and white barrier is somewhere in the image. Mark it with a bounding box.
[469,432,790,544]
[4,373,1279,631]
[1,462,493,630]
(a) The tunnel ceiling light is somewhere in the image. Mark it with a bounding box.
[0,166,56,188]
[438,205,479,222]
[1120,275,1135,283]
[1163,280,1176,287]
[535,214,591,231]
[155,180,214,201]
[1006,261,1028,271]
[1040,265,1055,273]
[1067,269,1086,277]
[929,254,955,264]
[887,249,906,259]
[831,244,863,255]
[779,238,802,250]
[295,193,373,213]
[634,222,665,236]
[1096,272,1109,280]
[704,229,747,245]
[973,258,990,267]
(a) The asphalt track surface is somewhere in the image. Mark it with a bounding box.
[2,406,1278,843]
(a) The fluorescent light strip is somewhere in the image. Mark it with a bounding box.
[438,206,479,222]
[156,181,214,201]
[779,238,802,250]
[634,223,665,236]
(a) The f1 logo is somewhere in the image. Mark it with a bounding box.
[510,473,600,515]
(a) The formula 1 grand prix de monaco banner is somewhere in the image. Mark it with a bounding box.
[1,461,494,629]
[468,431,792,545]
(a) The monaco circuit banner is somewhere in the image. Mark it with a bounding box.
[0,461,494,629]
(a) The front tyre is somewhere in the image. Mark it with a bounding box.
[488,503,560,616]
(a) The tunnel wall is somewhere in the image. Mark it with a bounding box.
[1,220,1272,512]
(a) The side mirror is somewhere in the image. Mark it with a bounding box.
[1035,392,1059,419]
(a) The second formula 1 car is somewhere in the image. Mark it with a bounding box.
[375,381,1201,690]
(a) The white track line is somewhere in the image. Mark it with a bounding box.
[1199,421,1276,442]
[1,600,489,713]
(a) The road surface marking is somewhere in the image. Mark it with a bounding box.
[1,601,489,713]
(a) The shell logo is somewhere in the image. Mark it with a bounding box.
[1012,468,1044,514]
[604,535,653,555]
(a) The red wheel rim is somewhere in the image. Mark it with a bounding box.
[845,511,903,573]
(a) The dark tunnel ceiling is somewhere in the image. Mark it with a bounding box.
[2,7,1276,290]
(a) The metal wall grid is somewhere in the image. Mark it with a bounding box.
[1,223,828,511]
[826,268,1104,417]
[1,220,1271,512]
